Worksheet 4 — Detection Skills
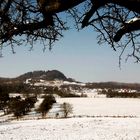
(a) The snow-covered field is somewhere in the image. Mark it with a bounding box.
[0,98,140,140]
[57,98,140,117]
[0,118,140,140]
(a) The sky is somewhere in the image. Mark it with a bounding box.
[0,27,140,83]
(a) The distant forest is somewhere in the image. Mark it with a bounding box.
[0,70,140,92]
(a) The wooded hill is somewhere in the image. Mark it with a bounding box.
[0,70,140,90]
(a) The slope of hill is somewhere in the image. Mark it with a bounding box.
[0,70,140,91]
[16,70,67,81]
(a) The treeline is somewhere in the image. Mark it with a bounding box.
[0,92,73,120]
[44,86,80,97]
[0,91,57,119]
[0,82,80,98]
[100,89,140,98]
[86,82,140,90]
[0,83,39,94]
[0,92,37,119]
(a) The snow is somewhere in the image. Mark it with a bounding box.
[25,79,32,84]
[126,17,140,23]
[57,98,140,117]
[0,118,140,140]
[26,79,86,87]
[63,81,85,86]
[75,88,105,98]
[0,97,140,139]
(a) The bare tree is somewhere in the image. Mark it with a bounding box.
[0,0,140,62]
[61,102,73,118]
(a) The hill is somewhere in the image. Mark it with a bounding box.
[0,70,140,90]
[16,70,67,81]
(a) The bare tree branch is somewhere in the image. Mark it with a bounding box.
[114,17,140,42]
[1,0,140,62]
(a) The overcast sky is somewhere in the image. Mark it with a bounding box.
[0,27,140,83]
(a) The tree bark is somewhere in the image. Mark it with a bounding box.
[113,0,140,14]
[37,0,85,14]
[114,19,140,42]
[42,0,140,14]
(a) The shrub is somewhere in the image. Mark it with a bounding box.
[37,95,56,118]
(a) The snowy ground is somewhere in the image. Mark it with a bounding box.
[0,118,140,140]
[57,98,140,117]
[0,98,140,140]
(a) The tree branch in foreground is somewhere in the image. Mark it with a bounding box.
[114,17,140,42]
